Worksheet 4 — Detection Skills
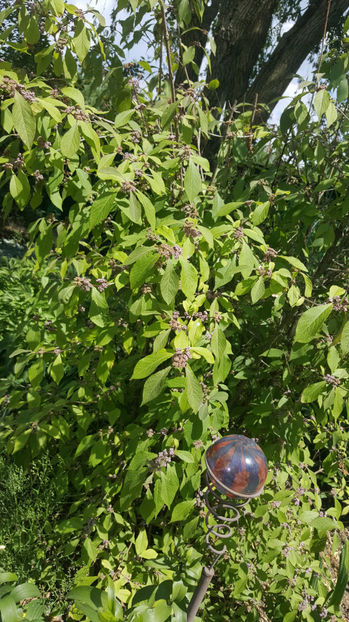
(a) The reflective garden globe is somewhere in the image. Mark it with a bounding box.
[205,434,268,498]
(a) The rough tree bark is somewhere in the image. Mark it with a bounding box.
[206,0,277,110]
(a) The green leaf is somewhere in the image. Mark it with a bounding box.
[184,160,202,202]
[61,123,80,158]
[301,381,326,403]
[314,89,330,120]
[12,91,36,148]
[280,255,308,272]
[251,276,265,304]
[114,109,134,128]
[10,170,30,208]
[325,101,337,127]
[326,541,349,608]
[161,102,177,129]
[176,450,194,463]
[141,366,171,405]
[294,303,333,343]
[28,359,44,388]
[0,595,17,622]
[159,465,179,509]
[130,253,158,289]
[128,192,141,223]
[170,499,195,523]
[340,321,349,355]
[160,260,179,304]
[311,516,337,531]
[136,191,156,229]
[89,288,108,327]
[180,260,198,300]
[56,517,84,534]
[208,79,219,90]
[50,354,64,385]
[183,46,195,65]
[132,350,173,380]
[89,193,116,230]
[135,529,148,555]
[11,583,40,602]
[185,365,203,413]
[73,24,90,62]
[252,202,269,225]
[239,242,256,278]
[0,573,17,584]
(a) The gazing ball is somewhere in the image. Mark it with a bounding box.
[205,434,268,499]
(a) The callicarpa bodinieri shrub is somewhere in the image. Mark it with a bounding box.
[0,1,348,621]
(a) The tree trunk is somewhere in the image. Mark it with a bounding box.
[246,0,349,119]
[206,0,277,110]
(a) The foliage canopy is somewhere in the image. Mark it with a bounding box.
[0,1,348,621]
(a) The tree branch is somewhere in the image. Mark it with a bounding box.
[245,0,349,118]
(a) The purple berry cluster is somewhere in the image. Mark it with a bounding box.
[323,374,341,386]
[329,295,348,311]
[154,447,175,468]
[0,77,35,102]
[172,347,192,368]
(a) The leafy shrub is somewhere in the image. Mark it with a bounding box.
[0,2,348,621]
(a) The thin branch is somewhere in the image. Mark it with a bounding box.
[160,0,178,141]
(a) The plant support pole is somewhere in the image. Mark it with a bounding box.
[187,566,215,622]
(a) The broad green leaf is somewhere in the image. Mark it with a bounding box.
[170,499,195,523]
[280,255,308,272]
[314,89,330,120]
[141,366,171,405]
[190,347,214,364]
[160,465,179,509]
[176,450,194,463]
[61,123,80,158]
[135,529,148,555]
[311,516,337,531]
[0,595,17,622]
[294,303,333,343]
[185,365,203,413]
[327,347,339,373]
[301,381,326,403]
[73,24,90,62]
[50,354,64,385]
[183,45,195,65]
[57,517,84,534]
[252,202,269,225]
[75,434,96,457]
[239,242,255,278]
[48,0,64,15]
[160,260,179,304]
[128,192,141,223]
[326,541,349,608]
[340,321,349,355]
[251,276,265,304]
[141,548,158,559]
[9,171,30,208]
[217,201,244,218]
[89,192,116,230]
[114,109,134,128]
[12,91,36,148]
[184,160,202,202]
[161,102,177,129]
[28,359,43,388]
[11,583,40,602]
[325,101,337,127]
[132,350,173,380]
[136,191,156,228]
[146,171,166,195]
[130,253,158,289]
[180,260,198,300]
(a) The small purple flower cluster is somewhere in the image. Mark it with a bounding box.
[323,374,341,386]
[264,246,278,261]
[172,347,192,368]
[74,276,92,291]
[234,227,244,240]
[154,447,175,468]
[123,152,137,161]
[195,489,205,508]
[329,295,348,312]
[37,136,52,150]
[181,204,199,218]
[0,77,36,102]
[96,278,112,292]
[183,219,201,238]
[121,180,136,193]
[157,243,182,260]
[65,106,90,121]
